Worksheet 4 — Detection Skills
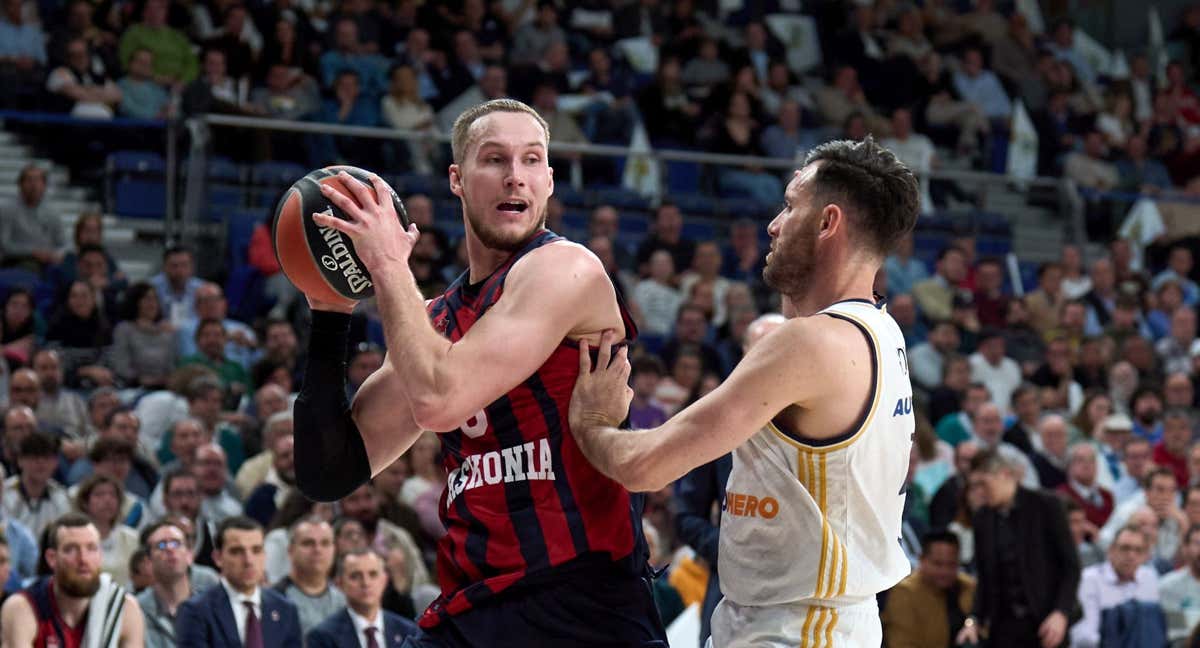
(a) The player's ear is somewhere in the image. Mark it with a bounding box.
[819,204,841,239]
[448,164,463,196]
[547,164,555,194]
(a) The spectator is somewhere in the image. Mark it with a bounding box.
[968,328,1021,415]
[952,47,1013,122]
[1116,134,1174,195]
[3,433,72,538]
[31,349,88,450]
[181,48,251,116]
[44,280,115,390]
[909,321,960,393]
[1058,443,1116,528]
[1064,131,1120,193]
[881,530,975,648]
[991,12,1039,92]
[178,282,258,371]
[0,165,64,272]
[883,233,928,298]
[74,473,140,587]
[1024,262,1066,337]
[510,1,565,66]
[249,62,318,122]
[312,69,382,164]
[957,449,1080,648]
[1,403,38,475]
[1103,467,1186,561]
[627,355,669,430]
[706,91,780,205]
[1031,415,1070,490]
[182,319,251,396]
[1131,387,1166,444]
[680,37,729,96]
[1065,497,1105,568]
[151,247,204,328]
[0,0,47,107]
[1002,384,1042,452]
[160,469,218,570]
[634,250,684,337]
[233,408,291,498]
[305,547,419,647]
[337,484,430,591]
[398,431,440,511]
[1072,391,1114,442]
[45,38,121,118]
[1113,436,1155,506]
[636,55,700,146]
[881,107,936,213]
[274,516,343,633]
[1154,408,1194,489]
[1081,258,1118,335]
[175,516,303,648]
[201,4,258,81]
[974,401,1040,488]
[0,477,38,592]
[1165,372,1195,411]
[74,435,153,525]
[138,520,219,648]
[815,65,890,136]
[1070,525,1160,648]
[1160,524,1200,645]
[117,48,170,119]
[1154,248,1200,307]
[194,444,243,523]
[913,247,967,325]
[117,0,198,84]
[317,18,387,97]
[244,430,294,526]
[112,282,178,390]
[381,64,439,174]
[930,439,979,530]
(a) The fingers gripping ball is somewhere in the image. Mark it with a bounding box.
[272,166,410,308]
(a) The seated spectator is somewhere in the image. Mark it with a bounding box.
[0,477,38,592]
[760,99,807,162]
[381,64,439,174]
[627,355,669,431]
[1064,131,1120,192]
[680,37,729,98]
[759,61,813,121]
[244,430,294,526]
[137,519,219,648]
[972,402,1040,488]
[909,321,960,393]
[193,443,243,523]
[1116,134,1173,196]
[634,250,684,337]
[1102,467,1184,557]
[1031,415,1070,489]
[1025,262,1067,337]
[2,403,39,474]
[305,547,419,647]
[74,473,140,587]
[44,281,115,390]
[112,282,177,390]
[318,18,387,98]
[3,432,72,538]
[915,51,989,156]
[275,516,343,634]
[116,48,170,119]
[1082,258,1118,335]
[636,56,701,146]
[1096,90,1136,149]
[883,233,927,298]
[1066,498,1105,568]
[1160,524,1200,644]
[653,347,704,415]
[928,354,970,427]
[45,38,121,119]
[1156,307,1199,376]
[703,91,781,206]
[1154,247,1200,307]
[181,319,250,404]
[234,406,291,497]
[1154,409,1194,489]
[117,0,198,85]
[991,12,1040,95]
[913,247,967,325]
[1070,525,1160,648]
[0,0,47,108]
[30,350,88,456]
[510,1,565,66]
[968,329,1020,414]
[201,4,258,81]
[953,47,1013,122]
[0,165,64,273]
[68,409,158,500]
[312,69,383,165]
[1058,443,1116,528]
[530,82,588,167]
[181,48,251,116]
[881,530,975,647]
[815,65,890,136]
[250,62,318,121]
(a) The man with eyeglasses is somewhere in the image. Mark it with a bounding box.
[137,520,220,648]
[1069,525,1161,647]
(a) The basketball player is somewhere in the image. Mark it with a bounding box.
[1,512,145,647]
[293,98,666,646]
[569,137,920,647]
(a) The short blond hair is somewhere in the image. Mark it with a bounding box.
[451,98,550,164]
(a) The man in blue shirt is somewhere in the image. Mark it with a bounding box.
[150,246,204,327]
[953,47,1013,122]
[885,232,930,296]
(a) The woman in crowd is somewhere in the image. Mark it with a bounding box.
[45,280,114,389]
[111,282,177,391]
[75,474,140,587]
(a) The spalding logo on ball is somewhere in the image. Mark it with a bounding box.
[272,165,409,308]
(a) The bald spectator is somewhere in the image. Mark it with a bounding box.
[1058,443,1116,528]
[275,517,344,633]
[154,376,245,476]
[1165,372,1195,411]
[148,418,207,518]
[178,282,258,370]
[193,443,242,523]
[1031,414,1070,489]
[234,401,291,496]
[244,425,294,526]
[2,432,72,537]
[972,402,1039,489]
[7,368,41,413]
[1154,409,1194,488]
[1156,306,1199,376]
[913,247,967,324]
[1,405,38,475]
[31,350,88,450]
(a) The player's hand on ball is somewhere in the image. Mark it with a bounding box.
[569,329,633,432]
[312,170,420,272]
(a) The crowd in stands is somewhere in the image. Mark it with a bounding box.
[8,0,1200,646]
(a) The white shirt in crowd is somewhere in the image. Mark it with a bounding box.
[221,577,262,647]
[349,607,385,648]
[1159,567,1200,643]
[1070,562,1159,648]
[968,352,1022,416]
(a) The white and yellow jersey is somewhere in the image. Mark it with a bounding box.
[712,299,914,645]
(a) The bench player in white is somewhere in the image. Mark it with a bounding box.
[569,137,920,647]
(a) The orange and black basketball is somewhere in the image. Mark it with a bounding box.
[272,165,409,307]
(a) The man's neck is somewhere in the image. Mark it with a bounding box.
[226,577,257,598]
[21,477,48,499]
[348,601,381,624]
[53,581,91,626]
[153,575,192,613]
[289,569,328,596]
[785,260,879,318]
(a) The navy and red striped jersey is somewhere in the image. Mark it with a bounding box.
[419,229,645,628]
[22,577,86,648]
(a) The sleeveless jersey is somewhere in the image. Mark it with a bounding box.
[22,577,86,648]
[715,299,914,609]
[419,229,644,628]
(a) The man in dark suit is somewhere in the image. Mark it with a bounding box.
[175,516,303,648]
[306,548,418,648]
[957,449,1081,648]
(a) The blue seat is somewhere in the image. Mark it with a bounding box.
[670,192,716,217]
[618,213,649,234]
[250,161,306,187]
[207,157,242,183]
[682,221,716,241]
[555,184,586,207]
[562,209,589,231]
[977,236,1012,256]
[107,151,165,174]
[666,160,701,194]
[114,180,166,219]
[592,186,650,210]
[394,173,435,197]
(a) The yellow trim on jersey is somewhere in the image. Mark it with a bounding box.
[766,309,883,454]
[815,517,830,599]
[801,606,817,647]
[825,608,839,646]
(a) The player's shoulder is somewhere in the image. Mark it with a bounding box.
[0,588,33,619]
[509,239,609,288]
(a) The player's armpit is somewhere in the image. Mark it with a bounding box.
[351,359,425,471]
[408,243,619,431]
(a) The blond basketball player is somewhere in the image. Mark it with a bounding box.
[569,137,920,648]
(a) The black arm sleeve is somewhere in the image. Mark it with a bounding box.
[293,310,372,502]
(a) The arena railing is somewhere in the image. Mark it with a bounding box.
[172,114,1083,269]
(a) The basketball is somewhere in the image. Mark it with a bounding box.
[271,165,410,307]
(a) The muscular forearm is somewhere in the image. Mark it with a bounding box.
[371,261,455,427]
